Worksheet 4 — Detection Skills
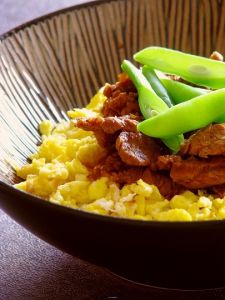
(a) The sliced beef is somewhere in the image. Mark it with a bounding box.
[103,73,141,117]
[75,70,225,199]
[74,115,139,148]
[89,152,182,198]
[110,168,146,185]
[90,152,125,178]
[180,124,225,158]
[156,155,182,170]
[116,132,167,167]
[142,169,184,199]
[93,131,117,148]
[74,117,116,148]
[90,152,146,185]
[103,91,139,117]
[74,117,103,132]
[102,115,139,133]
[74,115,139,135]
[160,155,225,189]
[111,167,183,199]
[157,152,225,191]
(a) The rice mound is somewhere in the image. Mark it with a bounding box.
[15,91,225,221]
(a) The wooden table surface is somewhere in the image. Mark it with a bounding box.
[1,1,225,299]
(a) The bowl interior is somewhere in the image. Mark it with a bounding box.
[1,1,225,290]
[0,0,225,185]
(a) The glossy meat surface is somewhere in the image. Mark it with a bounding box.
[74,73,225,198]
[103,74,141,117]
[180,124,225,158]
[116,132,165,167]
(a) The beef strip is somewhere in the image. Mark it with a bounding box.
[103,73,141,117]
[74,72,191,198]
[142,169,184,199]
[116,131,167,167]
[90,152,182,198]
[157,155,225,189]
[180,124,225,158]
[74,115,139,134]
[90,152,125,177]
[111,167,183,199]
[110,168,146,185]
[74,118,116,147]
[75,115,167,167]
[74,115,139,148]
[74,117,103,131]
[90,152,146,185]
[93,131,117,148]
[156,155,182,170]
[75,69,225,198]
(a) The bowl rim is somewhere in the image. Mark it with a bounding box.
[0,0,225,227]
[0,0,117,40]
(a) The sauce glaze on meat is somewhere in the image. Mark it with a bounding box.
[75,73,225,199]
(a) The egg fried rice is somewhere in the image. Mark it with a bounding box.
[15,90,225,221]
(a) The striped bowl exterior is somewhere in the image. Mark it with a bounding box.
[0,0,225,184]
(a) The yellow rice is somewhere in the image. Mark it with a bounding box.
[15,90,225,221]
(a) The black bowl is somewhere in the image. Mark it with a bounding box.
[0,0,225,290]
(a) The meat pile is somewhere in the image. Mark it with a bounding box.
[157,124,225,197]
[74,74,225,199]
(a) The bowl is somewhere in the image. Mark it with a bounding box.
[0,0,225,290]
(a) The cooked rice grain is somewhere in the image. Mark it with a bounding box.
[15,91,225,221]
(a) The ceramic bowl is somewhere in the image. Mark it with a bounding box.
[0,0,225,289]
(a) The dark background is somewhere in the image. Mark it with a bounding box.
[1,1,225,299]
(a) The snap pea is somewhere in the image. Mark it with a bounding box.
[161,135,184,154]
[138,88,225,137]
[160,78,210,104]
[142,66,174,107]
[142,66,208,105]
[141,67,184,149]
[121,60,168,119]
[134,47,225,89]
[121,60,183,153]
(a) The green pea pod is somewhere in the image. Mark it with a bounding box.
[121,60,168,119]
[161,135,184,153]
[142,66,174,107]
[138,88,225,138]
[160,78,210,104]
[121,60,183,153]
[134,47,225,89]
